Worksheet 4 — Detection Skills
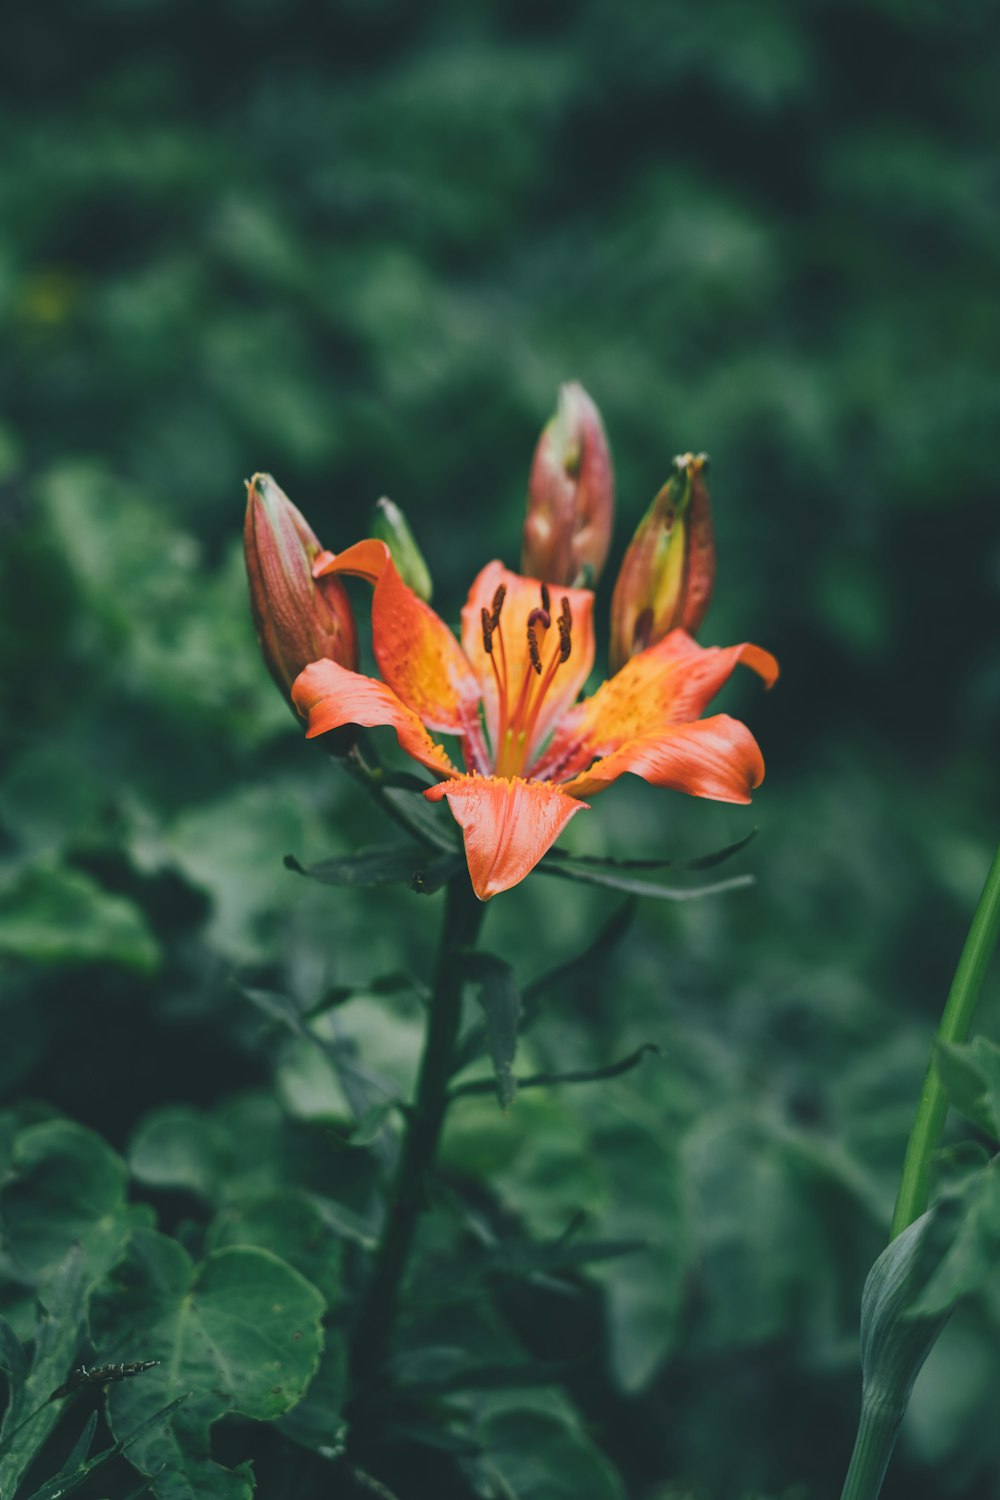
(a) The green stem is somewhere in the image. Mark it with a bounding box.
[839,840,1000,1500]
[348,873,484,1404]
[890,840,1000,1239]
[839,1399,905,1500]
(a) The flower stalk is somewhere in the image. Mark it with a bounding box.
[890,839,1000,1238]
[839,839,1000,1500]
[348,872,485,1411]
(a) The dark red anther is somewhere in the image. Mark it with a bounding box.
[527,622,543,674]
[491,584,507,626]
[540,582,551,615]
[557,597,572,662]
[481,605,494,654]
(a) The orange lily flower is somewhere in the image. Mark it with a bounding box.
[291,540,777,902]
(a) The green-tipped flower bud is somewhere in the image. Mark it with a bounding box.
[370,496,433,601]
[609,452,715,672]
[243,472,358,700]
[521,381,615,589]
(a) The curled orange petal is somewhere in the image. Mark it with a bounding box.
[532,631,777,782]
[425,775,587,901]
[561,714,765,803]
[292,659,458,780]
[371,556,483,741]
[312,537,391,584]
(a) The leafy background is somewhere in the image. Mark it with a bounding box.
[1,0,999,1496]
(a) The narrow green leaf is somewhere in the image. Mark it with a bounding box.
[840,1206,956,1500]
[541,828,757,874]
[451,1043,661,1101]
[0,1246,88,1492]
[455,901,636,1072]
[23,1395,190,1500]
[522,900,635,1010]
[332,1100,394,1149]
[536,860,754,901]
[463,954,522,1112]
[285,844,461,889]
[234,981,309,1038]
[0,1317,28,1399]
[22,1412,97,1500]
[380,787,460,852]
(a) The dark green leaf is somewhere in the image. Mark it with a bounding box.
[92,1230,326,1500]
[23,1395,191,1500]
[2,1121,134,1289]
[0,1246,89,1493]
[451,1043,661,1100]
[541,828,757,874]
[849,1208,957,1471]
[935,1036,1000,1140]
[380,787,461,852]
[128,1108,225,1202]
[332,1100,395,1149]
[285,844,461,889]
[0,1317,28,1399]
[473,1409,626,1499]
[908,1160,1000,1317]
[234,981,310,1038]
[536,860,755,901]
[205,1189,343,1305]
[0,862,160,973]
[463,954,522,1113]
[522,899,636,1010]
[275,1341,348,1456]
[22,1412,98,1500]
[455,902,636,1071]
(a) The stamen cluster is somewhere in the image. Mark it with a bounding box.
[480,582,575,778]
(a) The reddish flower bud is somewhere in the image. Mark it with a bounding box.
[243,472,357,699]
[521,382,615,589]
[609,452,715,672]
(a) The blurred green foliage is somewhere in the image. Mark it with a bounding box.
[1,0,999,1496]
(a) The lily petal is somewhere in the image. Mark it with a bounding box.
[561,714,765,803]
[425,775,588,901]
[292,658,459,780]
[369,555,483,739]
[312,538,391,584]
[532,630,777,782]
[460,562,595,762]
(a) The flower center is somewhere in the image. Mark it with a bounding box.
[481,582,574,778]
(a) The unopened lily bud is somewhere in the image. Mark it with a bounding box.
[370,496,433,601]
[243,472,358,700]
[521,381,615,589]
[609,452,715,672]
